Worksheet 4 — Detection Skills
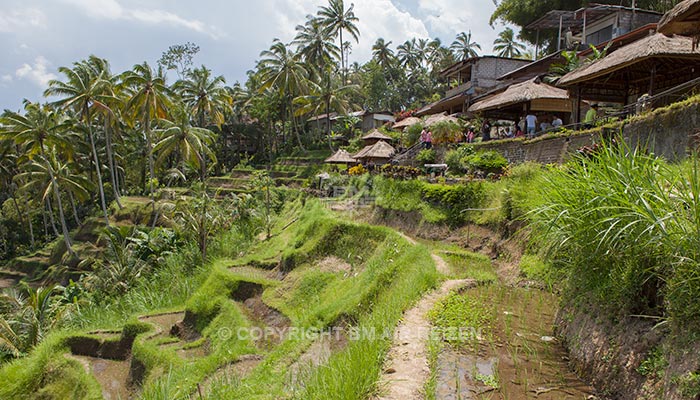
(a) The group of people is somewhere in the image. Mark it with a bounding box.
[521,113,564,138]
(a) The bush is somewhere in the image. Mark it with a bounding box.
[416,149,436,165]
[445,145,475,173]
[348,165,368,176]
[406,123,424,147]
[421,182,485,223]
[430,120,463,144]
[461,150,508,176]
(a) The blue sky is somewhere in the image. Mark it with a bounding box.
[0,0,516,111]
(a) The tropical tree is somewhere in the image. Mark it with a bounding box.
[121,62,171,199]
[44,58,113,225]
[154,105,217,181]
[317,0,360,79]
[293,16,340,72]
[493,27,526,58]
[397,39,422,71]
[173,65,232,128]
[0,103,76,256]
[451,31,481,60]
[258,40,309,149]
[372,38,395,69]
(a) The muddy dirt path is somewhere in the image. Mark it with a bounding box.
[378,250,475,400]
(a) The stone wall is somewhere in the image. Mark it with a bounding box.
[473,99,700,164]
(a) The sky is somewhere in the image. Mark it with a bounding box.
[0,0,517,111]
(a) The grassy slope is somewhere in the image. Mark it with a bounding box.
[0,198,439,400]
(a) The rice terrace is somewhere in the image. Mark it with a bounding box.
[3,0,700,399]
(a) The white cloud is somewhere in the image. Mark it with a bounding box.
[1,75,13,83]
[15,56,56,87]
[266,0,430,64]
[0,8,47,33]
[59,0,224,39]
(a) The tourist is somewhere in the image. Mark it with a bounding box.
[466,127,475,143]
[584,104,599,129]
[552,115,563,129]
[425,130,433,149]
[420,128,428,148]
[481,120,492,142]
[525,113,537,137]
[515,125,525,138]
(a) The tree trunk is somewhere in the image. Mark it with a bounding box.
[67,189,81,226]
[144,111,156,201]
[339,29,345,82]
[45,198,60,239]
[289,96,304,150]
[104,118,122,209]
[84,105,110,226]
[25,201,35,249]
[40,146,74,256]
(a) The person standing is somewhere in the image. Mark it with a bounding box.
[466,127,475,143]
[425,130,433,149]
[525,113,537,137]
[420,128,428,148]
[584,104,599,129]
[481,120,492,142]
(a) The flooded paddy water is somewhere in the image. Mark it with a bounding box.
[434,284,596,399]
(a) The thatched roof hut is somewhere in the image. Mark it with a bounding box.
[558,33,700,108]
[423,112,461,127]
[324,149,357,164]
[361,129,392,145]
[468,78,571,118]
[659,0,700,38]
[354,140,396,165]
[392,117,421,130]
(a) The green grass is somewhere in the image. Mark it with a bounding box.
[441,251,497,283]
[427,292,493,350]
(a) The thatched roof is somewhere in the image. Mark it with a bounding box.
[423,112,461,127]
[354,140,396,160]
[659,0,700,36]
[558,33,700,86]
[324,149,357,164]
[468,78,570,113]
[392,117,421,130]
[361,129,392,141]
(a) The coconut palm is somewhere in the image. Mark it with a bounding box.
[493,28,526,58]
[44,58,113,225]
[16,151,92,227]
[317,0,360,78]
[121,62,171,199]
[0,103,76,255]
[258,40,309,149]
[397,39,422,71]
[173,65,232,129]
[372,38,395,69]
[154,105,217,181]
[293,16,340,73]
[451,31,481,60]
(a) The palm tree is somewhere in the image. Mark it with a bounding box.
[45,59,113,225]
[397,39,422,71]
[372,38,395,69]
[294,73,357,150]
[16,152,92,227]
[451,31,481,60]
[153,105,216,181]
[173,66,232,129]
[493,28,526,58]
[121,62,171,199]
[317,0,360,79]
[293,16,340,73]
[258,40,309,149]
[0,103,76,256]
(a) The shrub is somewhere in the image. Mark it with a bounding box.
[348,165,368,176]
[416,149,436,165]
[430,120,463,144]
[445,145,475,173]
[421,182,485,223]
[461,150,508,176]
[406,124,424,147]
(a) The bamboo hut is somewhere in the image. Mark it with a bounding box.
[659,0,700,44]
[468,78,571,121]
[353,140,396,166]
[558,32,700,120]
[392,117,421,130]
[361,129,393,146]
[324,149,357,165]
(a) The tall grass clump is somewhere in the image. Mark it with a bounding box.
[530,139,700,334]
